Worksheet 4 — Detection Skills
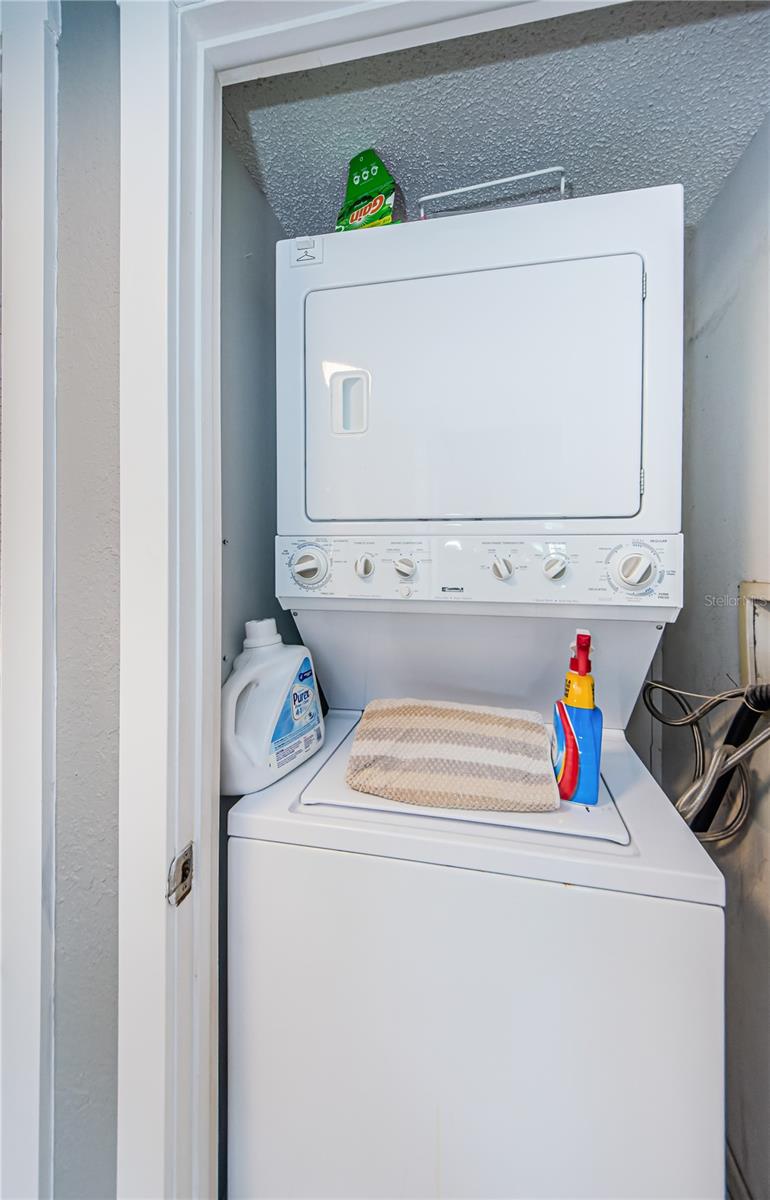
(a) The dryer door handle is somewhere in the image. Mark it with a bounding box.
[330,370,369,434]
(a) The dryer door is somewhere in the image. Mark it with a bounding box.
[305,253,644,522]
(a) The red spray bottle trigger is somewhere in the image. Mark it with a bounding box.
[569,630,593,677]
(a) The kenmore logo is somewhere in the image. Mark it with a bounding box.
[441,586,464,593]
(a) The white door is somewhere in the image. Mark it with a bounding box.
[306,253,644,521]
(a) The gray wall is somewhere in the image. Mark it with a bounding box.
[55,3,120,1197]
[220,137,291,679]
[663,116,769,1200]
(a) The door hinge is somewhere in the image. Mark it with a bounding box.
[167,842,194,907]
[642,271,647,300]
[640,468,646,494]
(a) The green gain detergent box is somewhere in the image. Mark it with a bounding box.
[335,149,405,232]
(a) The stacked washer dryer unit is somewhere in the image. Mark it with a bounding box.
[227,187,725,1200]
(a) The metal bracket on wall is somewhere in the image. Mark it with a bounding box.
[166,842,194,906]
[739,581,770,686]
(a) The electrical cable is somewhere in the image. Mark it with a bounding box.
[692,684,770,833]
[642,681,770,844]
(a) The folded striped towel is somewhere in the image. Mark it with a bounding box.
[345,698,559,812]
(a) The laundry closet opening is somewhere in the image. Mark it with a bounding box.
[216,3,769,1196]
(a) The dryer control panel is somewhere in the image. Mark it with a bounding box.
[276,534,683,609]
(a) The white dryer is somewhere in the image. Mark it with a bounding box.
[228,187,725,1199]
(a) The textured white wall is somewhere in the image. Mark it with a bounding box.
[55,3,120,1196]
[663,116,769,1200]
[224,1,770,238]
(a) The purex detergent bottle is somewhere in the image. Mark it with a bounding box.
[552,629,603,805]
[220,619,324,796]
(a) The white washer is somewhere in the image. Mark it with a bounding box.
[227,187,725,1198]
[228,714,724,1200]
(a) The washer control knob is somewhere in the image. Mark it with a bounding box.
[617,550,655,589]
[355,554,375,580]
[394,557,417,579]
[491,556,513,581]
[543,553,569,581]
[290,547,329,586]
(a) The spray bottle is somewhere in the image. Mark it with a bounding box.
[552,629,603,805]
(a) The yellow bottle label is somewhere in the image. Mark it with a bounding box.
[564,671,595,710]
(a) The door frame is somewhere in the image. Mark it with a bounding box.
[0,4,60,1197]
[117,2,625,1196]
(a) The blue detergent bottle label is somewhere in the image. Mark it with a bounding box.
[269,657,322,771]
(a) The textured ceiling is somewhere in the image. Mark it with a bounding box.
[223,1,770,238]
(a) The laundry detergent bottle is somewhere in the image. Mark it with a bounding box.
[552,629,603,805]
[220,619,324,796]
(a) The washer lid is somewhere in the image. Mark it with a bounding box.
[301,727,630,846]
[227,712,725,907]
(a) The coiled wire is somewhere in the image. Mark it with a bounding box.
[642,681,770,844]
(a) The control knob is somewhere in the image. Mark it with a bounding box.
[394,557,417,579]
[355,554,375,580]
[542,553,569,581]
[491,556,513,581]
[616,550,655,590]
[290,547,329,586]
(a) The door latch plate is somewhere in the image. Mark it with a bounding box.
[167,842,193,906]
